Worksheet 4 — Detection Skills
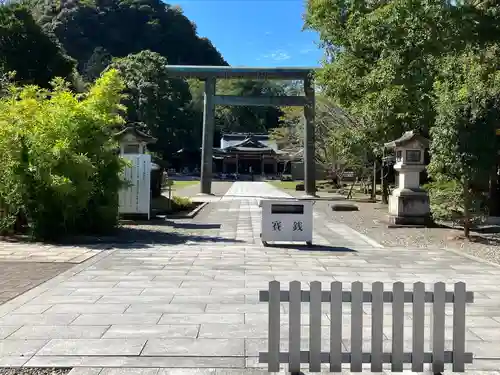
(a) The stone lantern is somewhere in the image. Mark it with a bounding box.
[384,131,430,225]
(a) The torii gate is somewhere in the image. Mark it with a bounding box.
[165,66,317,197]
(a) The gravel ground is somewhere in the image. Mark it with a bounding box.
[315,199,500,265]
[0,369,71,375]
[0,262,73,305]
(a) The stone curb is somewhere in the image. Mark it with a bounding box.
[441,245,500,270]
[167,201,209,219]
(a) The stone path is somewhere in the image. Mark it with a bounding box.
[221,182,292,201]
[0,182,498,372]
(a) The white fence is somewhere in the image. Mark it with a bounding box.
[118,154,151,219]
[259,281,474,373]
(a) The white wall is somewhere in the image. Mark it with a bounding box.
[119,154,152,219]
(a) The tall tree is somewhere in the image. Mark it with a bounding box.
[32,0,227,79]
[0,3,75,87]
[428,45,500,236]
[109,50,193,159]
[217,79,285,134]
[304,0,473,144]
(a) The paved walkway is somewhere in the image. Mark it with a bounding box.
[0,182,498,372]
[221,182,292,201]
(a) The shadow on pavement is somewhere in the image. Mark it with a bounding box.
[264,243,357,252]
[163,220,221,230]
[97,228,244,249]
[7,218,240,249]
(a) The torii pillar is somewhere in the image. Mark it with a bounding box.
[200,78,215,195]
[303,74,316,196]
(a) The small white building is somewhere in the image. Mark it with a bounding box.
[114,126,157,219]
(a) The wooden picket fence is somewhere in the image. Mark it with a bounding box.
[259,281,474,373]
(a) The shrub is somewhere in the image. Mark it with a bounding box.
[424,180,488,226]
[171,196,194,211]
[0,69,127,240]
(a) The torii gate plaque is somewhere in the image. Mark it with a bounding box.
[165,66,317,196]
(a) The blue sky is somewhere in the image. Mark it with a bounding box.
[171,0,323,68]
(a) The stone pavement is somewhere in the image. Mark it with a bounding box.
[0,182,498,372]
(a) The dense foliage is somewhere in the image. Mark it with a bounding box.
[109,50,194,159]
[0,3,75,87]
[31,0,227,77]
[0,0,286,159]
[427,45,500,234]
[0,69,126,240]
[301,0,500,234]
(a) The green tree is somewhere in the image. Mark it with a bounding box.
[109,50,193,159]
[34,0,227,78]
[83,46,113,82]
[427,45,500,236]
[187,78,286,140]
[271,94,371,179]
[215,79,285,134]
[304,0,474,144]
[0,3,75,87]
[0,69,126,239]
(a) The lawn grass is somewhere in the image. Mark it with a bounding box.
[268,179,335,191]
[268,180,303,190]
[164,180,199,191]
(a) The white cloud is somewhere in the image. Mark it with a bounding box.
[259,49,291,61]
[299,47,314,54]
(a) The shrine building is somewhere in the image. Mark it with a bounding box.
[213,133,289,175]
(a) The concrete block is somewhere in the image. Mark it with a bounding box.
[142,338,244,356]
[9,325,109,339]
[0,339,48,356]
[46,303,129,314]
[0,326,21,339]
[36,338,146,356]
[0,313,79,326]
[102,325,199,339]
[71,314,162,326]
[158,314,244,325]
[100,369,159,375]
[97,295,175,304]
[125,304,206,314]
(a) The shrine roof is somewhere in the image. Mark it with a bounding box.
[222,133,269,140]
[384,130,429,149]
[114,124,157,143]
[222,134,276,150]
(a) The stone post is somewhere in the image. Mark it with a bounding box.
[303,74,316,196]
[200,77,215,195]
